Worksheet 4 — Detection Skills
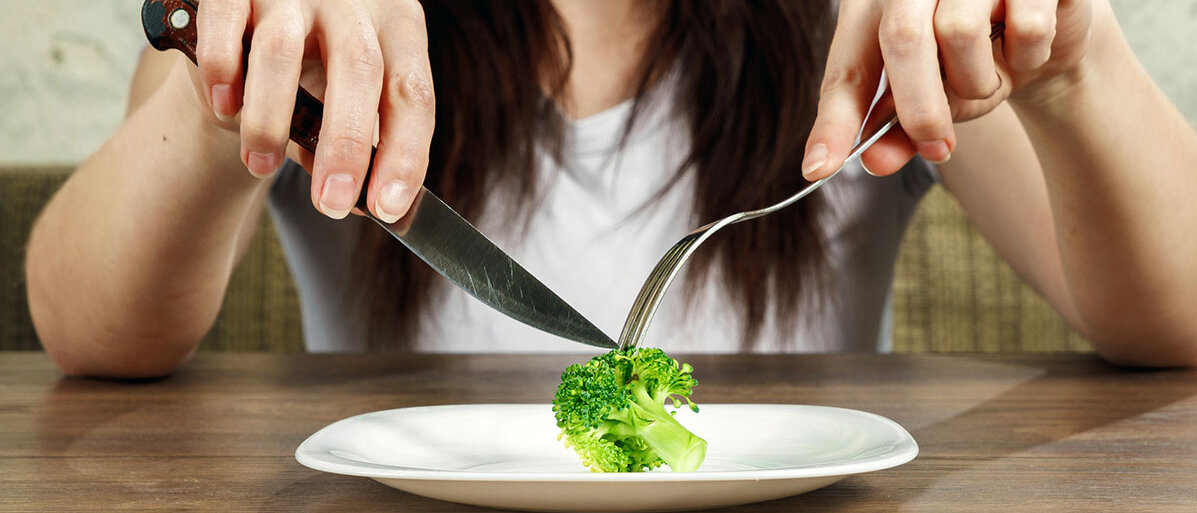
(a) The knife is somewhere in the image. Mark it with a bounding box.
[141,0,616,349]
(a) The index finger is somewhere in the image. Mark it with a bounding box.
[803,2,885,181]
[195,0,250,121]
[878,0,955,163]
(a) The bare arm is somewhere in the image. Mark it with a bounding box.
[941,7,1197,366]
[26,49,270,378]
[1001,4,1197,366]
[937,104,1083,332]
[29,0,439,377]
[806,0,1197,367]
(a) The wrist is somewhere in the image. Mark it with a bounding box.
[1009,6,1126,119]
[1008,60,1095,121]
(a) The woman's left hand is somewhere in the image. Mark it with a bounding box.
[802,0,1096,178]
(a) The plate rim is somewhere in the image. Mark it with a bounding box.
[295,403,919,482]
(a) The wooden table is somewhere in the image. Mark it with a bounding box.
[1,352,1195,512]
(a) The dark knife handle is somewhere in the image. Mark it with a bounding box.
[141,0,374,209]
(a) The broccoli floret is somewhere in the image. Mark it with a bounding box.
[552,348,707,472]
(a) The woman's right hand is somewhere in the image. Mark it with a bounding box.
[192,0,435,223]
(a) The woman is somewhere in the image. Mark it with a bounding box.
[25,0,1197,377]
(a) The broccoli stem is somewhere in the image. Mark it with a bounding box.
[629,387,707,472]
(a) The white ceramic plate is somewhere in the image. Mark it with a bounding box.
[295,404,917,512]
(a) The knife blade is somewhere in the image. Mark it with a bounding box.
[142,0,617,349]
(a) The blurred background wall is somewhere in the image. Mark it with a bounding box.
[2,0,1195,166]
[1,0,1195,352]
[1,1,144,166]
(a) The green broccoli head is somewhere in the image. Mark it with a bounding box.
[552,348,707,472]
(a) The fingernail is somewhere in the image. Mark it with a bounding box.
[861,160,879,177]
[802,143,828,178]
[319,174,357,219]
[917,140,952,164]
[210,84,235,122]
[246,151,280,177]
[375,180,414,224]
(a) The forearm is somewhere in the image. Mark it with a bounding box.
[1009,8,1197,365]
[26,62,266,377]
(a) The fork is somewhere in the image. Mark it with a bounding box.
[616,23,1004,351]
[614,112,898,350]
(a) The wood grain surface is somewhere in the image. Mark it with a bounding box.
[1,352,1194,512]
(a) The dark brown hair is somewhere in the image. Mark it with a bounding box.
[355,0,832,350]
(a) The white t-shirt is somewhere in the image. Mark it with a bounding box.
[267,85,937,354]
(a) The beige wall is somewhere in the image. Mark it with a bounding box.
[0,0,1194,167]
[0,1,144,167]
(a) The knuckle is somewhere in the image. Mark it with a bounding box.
[955,77,999,100]
[880,15,928,53]
[934,15,985,50]
[195,48,228,80]
[377,138,430,180]
[1009,14,1055,44]
[385,0,425,22]
[338,31,384,76]
[240,120,285,150]
[195,40,240,81]
[202,0,247,24]
[899,110,947,139]
[255,20,305,63]
[388,70,436,110]
[819,63,871,96]
[323,131,373,163]
[393,154,428,180]
[954,80,997,100]
[396,0,426,23]
[194,43,217,67]
[195,2,247,67]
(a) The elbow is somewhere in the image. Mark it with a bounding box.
[41,337,197,380]
[33,303,200,379]
[32,296,201,379]
[1073,305,1197,369]
[1092,343,1197,369]
[27,259,201,381]
[23,196,210,380]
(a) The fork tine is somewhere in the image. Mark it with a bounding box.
[618,245,679,347]
[637,238,701,341]
[618,242,683,346]
[620,234,701,349]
